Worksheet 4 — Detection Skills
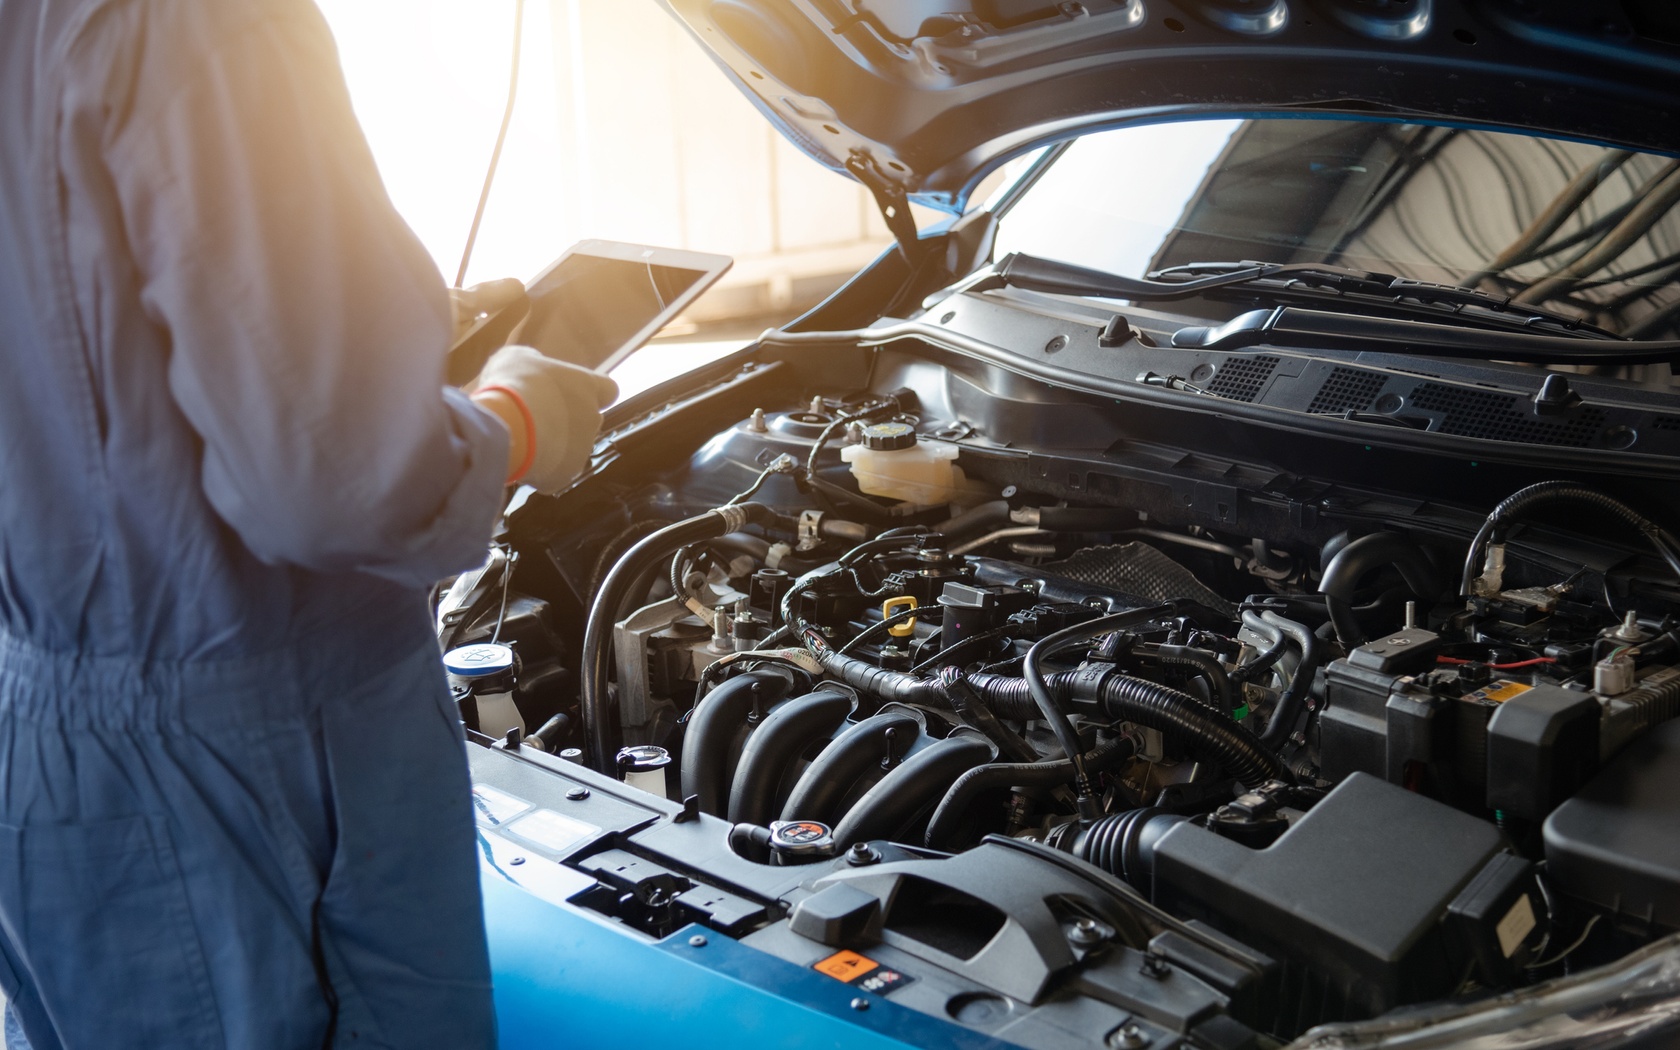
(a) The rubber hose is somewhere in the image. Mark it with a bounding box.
[1155,645,1234,713]
[1069,808,1190,889]
[726,689,854,825]
[1232,611,1288,685]
[832,735,996,849]
[582,504,777,769]
[1459,481,1680,596]
[1257,611,1319,752]
[585,519,669,610]
[780,711,920,823]
[679,670,789,816]
[1319,532,1439,646]
[938,500,1011,540]
[923,736,1139,850]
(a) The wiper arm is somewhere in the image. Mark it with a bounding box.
[1149,259,1600,332]
[1173,307,1680,366]
[989,253,1597,334]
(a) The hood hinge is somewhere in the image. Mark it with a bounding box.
[846,152,927,265]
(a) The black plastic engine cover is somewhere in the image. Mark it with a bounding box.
[1151,773,1506,1021]
[1545,720,1680,933]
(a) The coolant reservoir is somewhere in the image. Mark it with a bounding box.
[840,422,964,506]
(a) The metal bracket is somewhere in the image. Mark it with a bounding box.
[846,151,924,264]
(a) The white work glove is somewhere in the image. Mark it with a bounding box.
[448,278,526,340]
[471,345,618,492]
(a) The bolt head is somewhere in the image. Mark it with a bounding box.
[566,787,590,801]
[850,997,870,1012]
[689,934,708,948]
[509,857,526,866]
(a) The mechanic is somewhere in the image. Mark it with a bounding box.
[0,1,615,1047]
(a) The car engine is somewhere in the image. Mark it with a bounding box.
[443,345,1680,1047]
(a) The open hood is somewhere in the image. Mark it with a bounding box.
[657,0,1680,212]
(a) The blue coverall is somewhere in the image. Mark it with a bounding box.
[0,0,509,1045]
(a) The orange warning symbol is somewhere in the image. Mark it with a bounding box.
[814,950,879,982]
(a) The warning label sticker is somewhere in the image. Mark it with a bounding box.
[814,950,877,981]
[813,950,915,995]
[1468,681,1533,705]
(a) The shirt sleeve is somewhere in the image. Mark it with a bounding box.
[80,0,508,589]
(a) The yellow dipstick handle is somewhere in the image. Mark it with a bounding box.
[882,596,919,638]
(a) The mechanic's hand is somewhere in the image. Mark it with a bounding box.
[470,345,618,491]
[449,278,525,340]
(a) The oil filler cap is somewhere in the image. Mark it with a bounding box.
[861,422,916,451]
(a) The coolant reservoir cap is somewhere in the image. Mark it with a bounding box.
[861,421,917,451]
[443,643,517,679]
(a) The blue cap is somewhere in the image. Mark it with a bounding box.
[443,643,517,679]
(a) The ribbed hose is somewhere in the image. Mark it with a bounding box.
[959,670,1286,787]
[582,504,779,770]
[1089,674,1288,786]
[924,735,1139,849]
[939,666,1038,763]
[1459,481,1680,596]
[1070,808,1191,889]
[805,623,1288,787]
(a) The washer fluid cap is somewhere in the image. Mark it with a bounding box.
[862,421,917,451]
[616,744,672,772]
[443,642,517,678]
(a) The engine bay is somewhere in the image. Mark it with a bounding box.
[442,339,1680,1047]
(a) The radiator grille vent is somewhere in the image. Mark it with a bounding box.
[1409,383,1607,447]
[1652,415,1680,432]
[1206,355,1280,402]
[1307,367,1386,415]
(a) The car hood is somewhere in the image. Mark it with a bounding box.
[656,0,1680,212]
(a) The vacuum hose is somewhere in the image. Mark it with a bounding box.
[582,504,780,770]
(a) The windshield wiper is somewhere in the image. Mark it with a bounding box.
[1172,306,1680,366]
[988,252,1601,335]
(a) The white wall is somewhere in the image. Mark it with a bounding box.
[317,0,926,321]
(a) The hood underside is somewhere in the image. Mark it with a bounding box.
[658,0,1680,211]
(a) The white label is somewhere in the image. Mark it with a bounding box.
[470,784,531,828]
[1497,894,1538,958]
[507,808,599,855]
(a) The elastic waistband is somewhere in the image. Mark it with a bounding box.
[0,597,439,728]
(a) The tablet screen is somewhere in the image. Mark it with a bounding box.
[518,245,729,373]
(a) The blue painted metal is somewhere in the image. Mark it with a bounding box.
[483,872,1009,1050]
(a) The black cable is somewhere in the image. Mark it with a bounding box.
[1466,148,1635,288]
[835,605,939,657]
[908,624,1016,674]
[489,548,516,644]
[1459,481,1680,597]
[1516,163,1680,306]
[453,0,526,289]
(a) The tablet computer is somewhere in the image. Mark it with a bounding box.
[447,240,732,385]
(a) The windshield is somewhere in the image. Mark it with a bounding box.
[993,118,1680,339]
